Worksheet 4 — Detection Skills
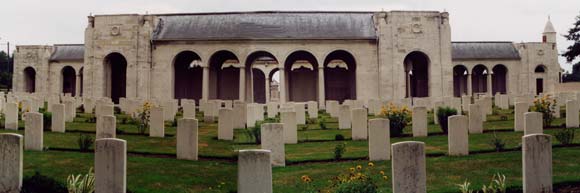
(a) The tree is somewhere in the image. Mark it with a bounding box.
[562,13,580,82]
[0,51,12,89]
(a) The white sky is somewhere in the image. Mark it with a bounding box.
[0,0,578,71]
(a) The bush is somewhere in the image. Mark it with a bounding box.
[489,132,506,152]
[379,103,412,137]
[555,128,576,146]
[137,102,152,135]
[335,134,345,141]
[78,134,94,152]
[436,106,458,134]
[530,95,557,127]
[306,118,317,125]
[67,168,95,193]
[457,173,507,193]
[244,122,262,144]
[21,171,68,193]
[114,106,122,114]
[319,120,328,130]
[334,143,346,160]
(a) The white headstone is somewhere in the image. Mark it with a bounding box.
[412,107,428,137]
[351,108,368,140]
[391,141,426,193]
[281,111,297,144]
[307,101,318,119]
[566,100,579,128]
[95,138,126,193]
[176,118,198,160]
[24,112,43,151]
[218,108,234,140]
[522,134,552,193]
[524,112,543,135]
[237,149,272,193]
[448,115,469,156]
[368,118,390,161]
[0,133,23,193]
[338,105,351,129]
[515,102,529,131]
[96,115,116,139]
[260,123,285,166]
[149,106,165,137]
[266,102,279,118]
[4,102,18,130]
[51,103,66,133]
[294,103,306,125]
[468,104,483,134]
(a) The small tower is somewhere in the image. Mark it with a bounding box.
[542,17,557,43]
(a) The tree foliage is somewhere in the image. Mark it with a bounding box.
[0,51,12,89]
[562,13,580,82]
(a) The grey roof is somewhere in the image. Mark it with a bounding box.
[50,44,84,61]
[152,11,377,41]
[452,42,521,60]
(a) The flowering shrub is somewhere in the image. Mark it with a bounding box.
[136,102,152,135]
[530,95,557,127]
[379,103,412,137]
[299,162,388,193]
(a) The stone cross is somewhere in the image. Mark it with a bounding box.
[351,108,368,140]
[391,141,426,193]
[260,123,285,166]
[281,111,297,144]
[368,118,390,161]
[523,134,552,193]
[448,115,469,156]
[412,106,428,137]
[515,102,529,131]
[51,103,66,133]
[177,118,198,160]
[237,149,272,193]
[96,115,116,139]
[95,138,127,193]
[524,112,543,135]
[24,112,43,151]
[218,108,234,140]
[149,106,165,137]
[0,133,23,193]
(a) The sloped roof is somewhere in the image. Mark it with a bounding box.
[152,11,377,41]
[50,44,84,61]
[452,42,521,60]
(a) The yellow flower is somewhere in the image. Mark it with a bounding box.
[368,162,374,167]
[383,176,389,181]
[380,170,385,175]
[356,165,362,170]
[349,167,355,173]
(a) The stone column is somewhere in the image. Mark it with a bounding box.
[523,134,552,193]
[96,115,116,139]
[566,100,579,128]
[95,138,126,193]
[279,68,286,103]
[149,106,165,137]
[265,77,271,103]
[5,102,18,130]
[338,105,351,129]
[412,106,428,137]
[260,123,285,166]
[467,73,472,96]
[515,102,529,131]
[448,115,469,156]
[239,67,246,101]
[24,112,43,151]
[202,66,209,100]
[51,103,66,133]
[524,112,543,135]
[281,111,297,144]
[237,149,273,193]
[487,73,493,96]
[391,141,426,193]
[318,66,326,110]
[351,108,368,140]
[468,104,483,134]
[0,133,23,193]
[177,118,198,160]
[368,118,390,161]
[75,74,81,97]
[218,108,233,140]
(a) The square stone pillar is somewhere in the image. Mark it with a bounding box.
[318,67,325,110]
[239,67,246,101]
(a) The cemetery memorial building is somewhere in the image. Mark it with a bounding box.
[12,11,561,106]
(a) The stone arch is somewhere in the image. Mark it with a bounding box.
[535,65,547,73]
[246,51,279,103]
[209,50,240,100]
[492,64,508,95]
[61,66,76,96]
[472,64,489,95]
[23,66,36,93]
[284,50,318,102]
[453,65,469,97]
[535,64,547,95]
[324,50,356,102]
[404,51,430,97]
[103,52,127,104]
[173,51,203,102]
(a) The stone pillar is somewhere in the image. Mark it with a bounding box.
[467,73,472,96]
[468,104,483,134]
[24,112,43,151]
[95,138,126,193]
[523,134,552,193]
[566,100,579,128]
[281,111,297,144]
[279,68,286,103]
[318,67,325,110]
[391,141,426,193]
[218,108,233,140]
[149,106,165,137]
[202,66,209,100]
[524,112,543,135]
[307,101,318,119]
[515,102,529,131]
[5,102,18,130]
[177,118,198,160]
[338,105,351,129]
[96,115,116,139]
[448,115,469,156]
[75,75,81,97]
[51,103,66,133]
[487,73,492,96]
[265,77,271,103]
[0,133,23,193]
[412,106,428,137]
[260,123,285,166]
[351,108,368,140]
[368,118,390,161]
[237,149,273,193]
[294,103,306,125]
[239,67,246,101]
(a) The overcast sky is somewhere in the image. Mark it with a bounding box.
[0,0,578,71]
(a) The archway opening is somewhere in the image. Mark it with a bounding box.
[103,53,127,104]
[453,65,468,97]
[61,66,76,96]
[23,67,36,93]
[269,70,280,102]
[324,50,356,103]
[535,65,547,95]
[174,51,203,102]
[247,51,278,103]
[472,65,488,95]
[79,67,84,97]
[209,51,240,100]
[284,51,318,102]
[492,65,508,95]
[252,69,266,103]
[404,51,429,97]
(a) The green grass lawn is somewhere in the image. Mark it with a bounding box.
[1,107,579,193]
